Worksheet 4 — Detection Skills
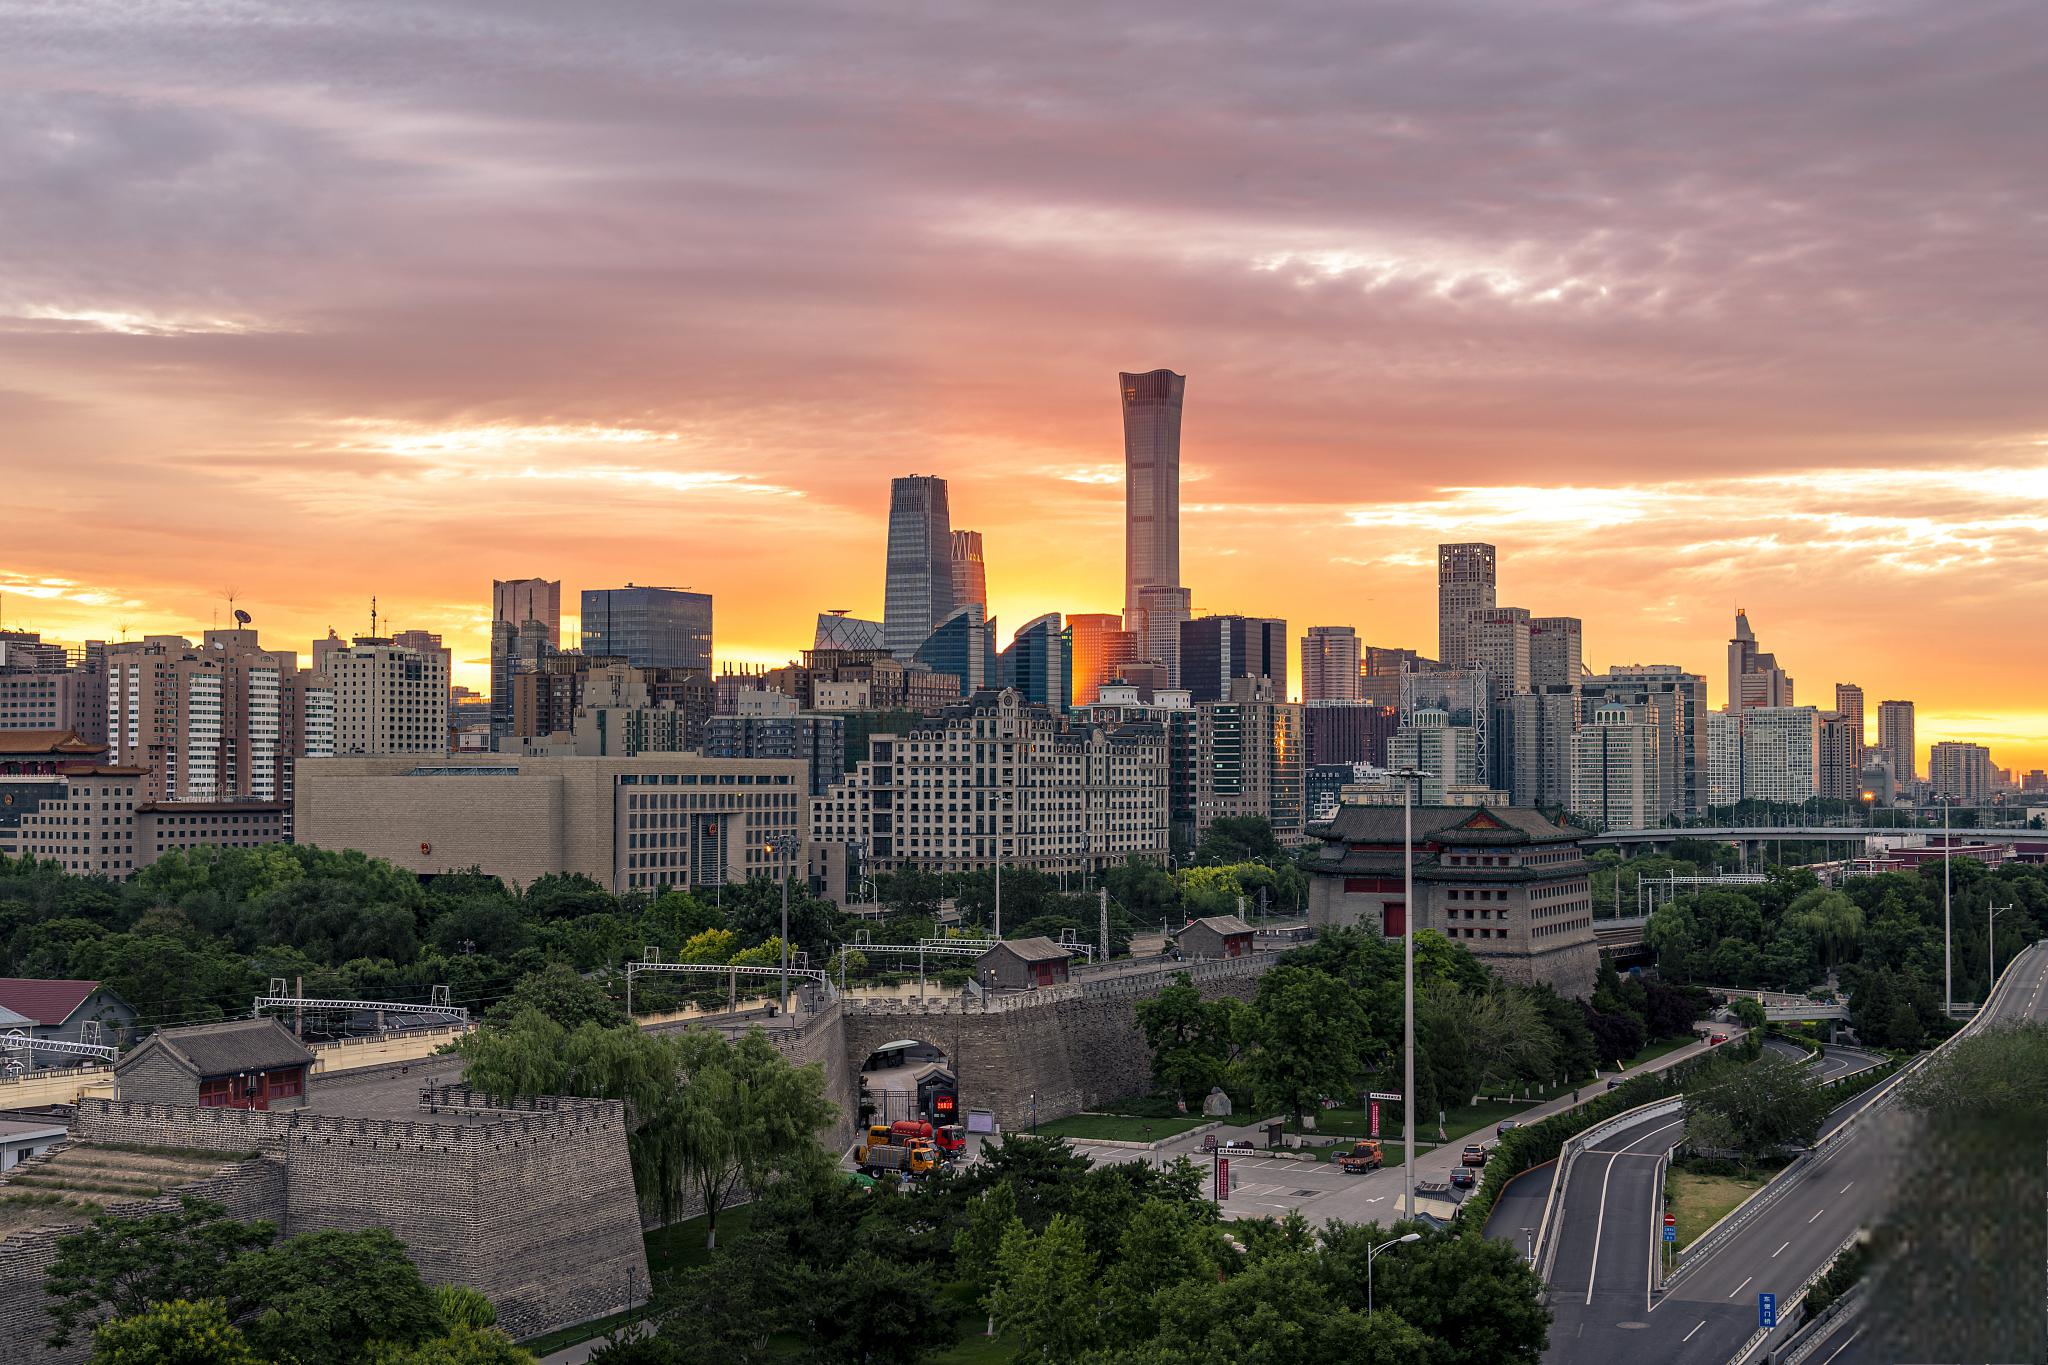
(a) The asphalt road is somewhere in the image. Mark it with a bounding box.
[1543,942,2048,1365]
[1540,1107,1687,1361]
[1483,1160,1555,1259]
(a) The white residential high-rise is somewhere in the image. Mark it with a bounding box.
[1708,711,1742,808]
[1388,707,1478,804]
[1929,741,1995,803]
[1571,704,1661,829]
[329,638,452,755]
[1738,706,1822,805]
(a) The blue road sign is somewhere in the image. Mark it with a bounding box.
[1662,1224,1677,1242]
[1758,1293,1777,1329]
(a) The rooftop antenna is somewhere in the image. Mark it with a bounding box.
[222,585,241,627]
[370,595,379,638]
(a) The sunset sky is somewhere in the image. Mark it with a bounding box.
[4,1,2045,771]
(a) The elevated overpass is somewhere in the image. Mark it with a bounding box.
[1584,824,2045,859]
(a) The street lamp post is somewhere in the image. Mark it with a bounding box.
[1393,765,1432,1221]
[1367,1232,1421,1317]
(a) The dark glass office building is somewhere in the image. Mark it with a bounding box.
[998,613,1073,713]
[1179,615,1288,703]
[580,586,713,673]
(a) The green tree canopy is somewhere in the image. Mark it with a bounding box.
[45,1197,275,1348]
[87,1298,264,1365]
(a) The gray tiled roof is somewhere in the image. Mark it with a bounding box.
[131,1017,315,1078]
[983,936,1072,963]
[1180,915,1254,937]
[1312,804,1584,846]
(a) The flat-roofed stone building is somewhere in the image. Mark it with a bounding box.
[296,752,806,893]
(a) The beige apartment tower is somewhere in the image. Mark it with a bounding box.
[1437,543,1497,671]
[1301,626,1363,703]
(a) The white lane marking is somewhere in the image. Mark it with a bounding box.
[1586,1148,1626,1306]
[1728,1275,1752,1298]
[1808,1208,1825,1223]
[1838,1181,1854,1194]
[1819,1327,1864,1365]
[1682,1320,1706,1343]
[1772,1241,1790,1257]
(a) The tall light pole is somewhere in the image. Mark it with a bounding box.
[1942,794,1952,1018]
[1393,764,1432,1220]
[766,833,802,1016]
[1367,1231,1421,1316]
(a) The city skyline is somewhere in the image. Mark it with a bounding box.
[4,3,2046,768]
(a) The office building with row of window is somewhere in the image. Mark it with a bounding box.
[811,688,1169,878]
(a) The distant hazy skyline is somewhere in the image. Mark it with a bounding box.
[3,2,2044,768]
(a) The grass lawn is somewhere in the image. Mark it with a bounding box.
[1033,1113,1214,1142]
[933,1329,1023,1363]
[1666,1167,1769,1249]
[1293,1097,1536,1150]
[1613,1035,1697,1073]
[518,1205,758,1354]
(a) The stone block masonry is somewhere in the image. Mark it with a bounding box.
[840,955,1273,1128]
[0,1150,285,1365]
[69,1087,649,1344]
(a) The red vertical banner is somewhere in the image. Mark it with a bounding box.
[1370,1101,1381,1137]
[1216,1157,1231,1201]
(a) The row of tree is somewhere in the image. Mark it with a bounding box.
[583,1133,1548,1365]
[45,1199,529,1364]
[1135,929,1707,1128]
[0,815,1313,1037]
[1636,853,2048,1046]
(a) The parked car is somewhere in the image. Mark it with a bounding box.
[1460,1143,1488,1167]
[1450,1166,1477,1189]
[1709,1033,1729,1045]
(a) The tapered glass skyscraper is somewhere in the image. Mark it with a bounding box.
[883,475,956,658]
[1121,369,1187,682]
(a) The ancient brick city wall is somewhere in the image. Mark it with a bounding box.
[839,956,1271,1129]
[69,1092,648,1343]
[0,1152,285,1365]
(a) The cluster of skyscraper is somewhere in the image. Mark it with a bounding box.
[5,361,2040,894]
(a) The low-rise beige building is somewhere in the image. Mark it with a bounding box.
[296,752,805,892]
[0,765,287,880]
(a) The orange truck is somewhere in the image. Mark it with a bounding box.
[889,1119,967,1160]
[1336,1140,1385,1173]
